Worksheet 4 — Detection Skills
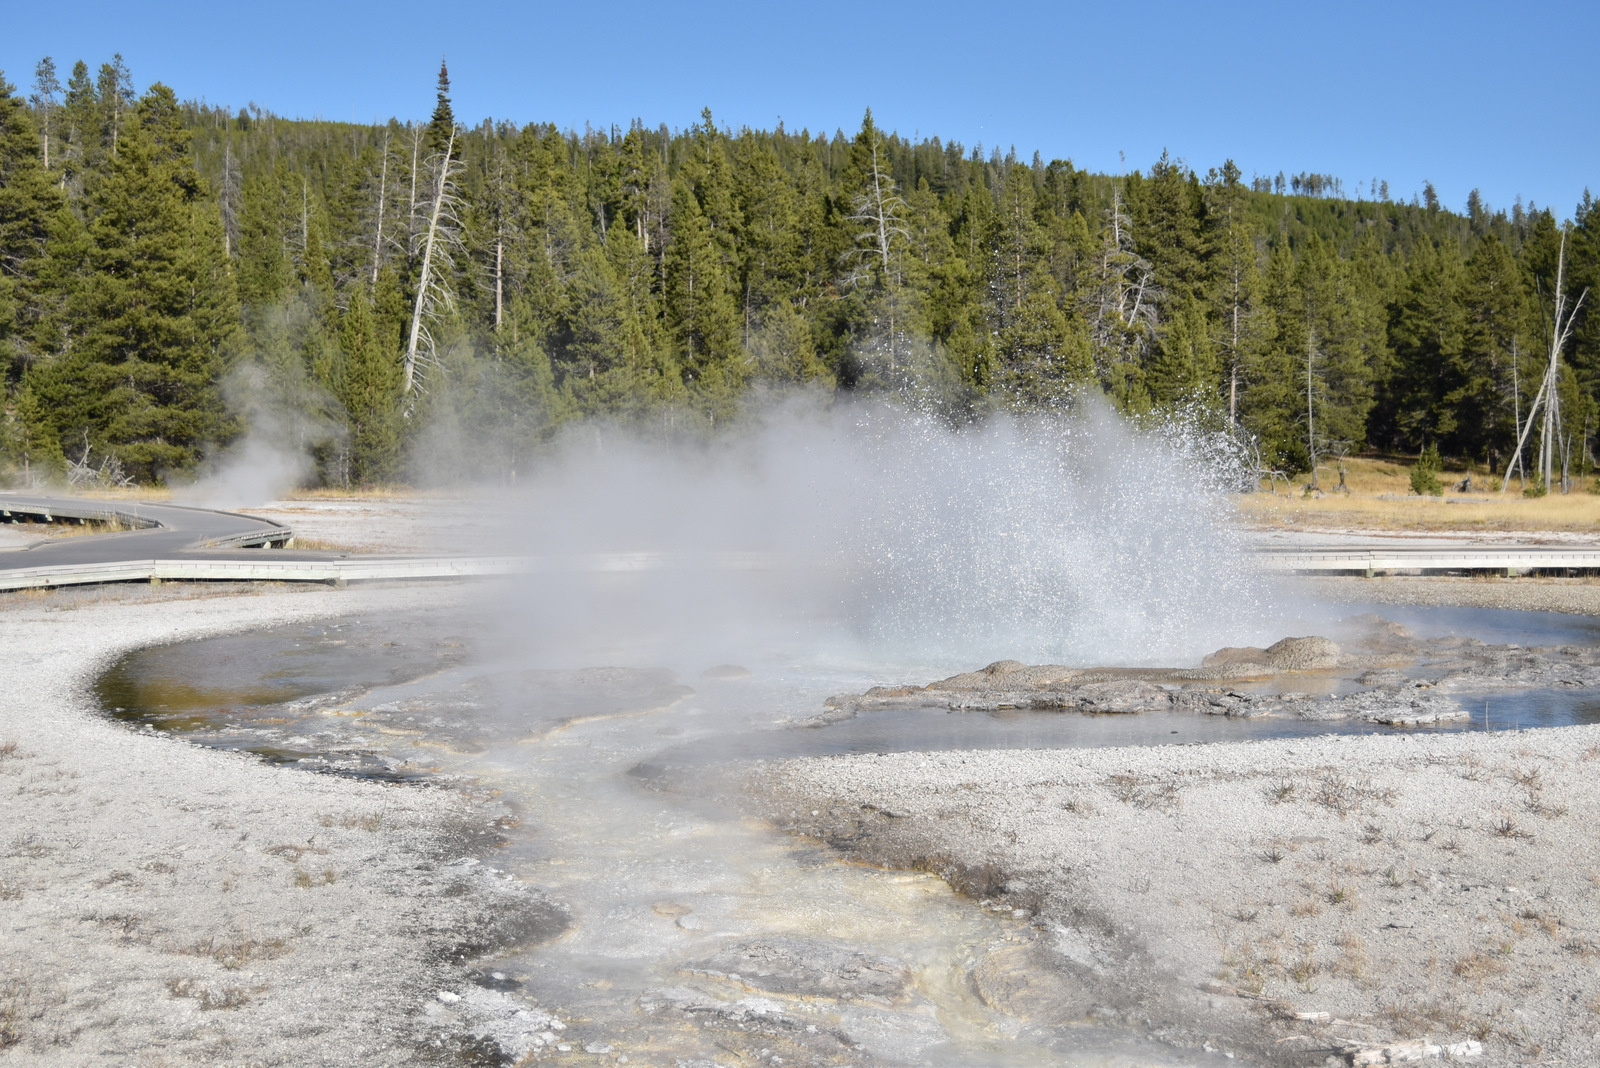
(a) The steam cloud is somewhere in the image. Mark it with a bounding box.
[178,362,344,511]
[483,395,1289,675]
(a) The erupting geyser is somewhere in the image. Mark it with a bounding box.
[490,396,1287,676]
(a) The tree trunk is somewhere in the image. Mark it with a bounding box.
[404,127,456,393]
[372,132,389,288]
[1306,331,1319,490]
[494,234,504,332]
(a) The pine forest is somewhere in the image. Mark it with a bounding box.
[2,56,1597,490]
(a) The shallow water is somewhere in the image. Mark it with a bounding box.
[93,600,1600,1065]
[1329,601,1600,647]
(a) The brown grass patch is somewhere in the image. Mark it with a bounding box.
[1240,455,1600,532]
[1106,773,1182,812]
[1382,997,1468,1036]
[0,977,24,1049]
[282,536,354,552]
[292,867,337,888]
[165,977,256,1010]
[285,485,420,499]
[264,843,328,864]
[1312,771,1397,816]
[181,935,291,970]
[1453,950,1507,981]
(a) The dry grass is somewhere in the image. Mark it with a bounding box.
[281,536,354,552]
[4,482,429,504]
[263,843,328,864]
[181,935,291,970]
[1,518,132,539]
[1491,816,1534,840]
[318,811,384,831]
[1106,773,1182,812]
[32,484,173,502]
[1382,997,1470,1037]
[285,485,420,499]
[1239,455,1600,532]
[1452,949,1508,981]
[0,977,23,1049]
[291,867,337,888]
[1312,771,1397,817]
[165,977,255,1010]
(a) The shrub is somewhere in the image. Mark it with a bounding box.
[1410,444,1443,496]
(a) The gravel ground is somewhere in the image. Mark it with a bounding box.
[743,727,1600,1067]
[738,578,1600,1067]
[0,582,560,1066]
[248,495,526,554]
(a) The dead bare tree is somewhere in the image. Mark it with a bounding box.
[1501,226,1589,493]
[66,434,133,489]
[842,119,912,370]
[405,123,425,251]
[1507,338,1526,490]
[1087,189,1158,386]
[218,143,242,258]
[1304,330,1321,490]
[844,129,910,285]
[370,129,391,288]
[402,125,464,395]
[30,58,60,169]
[485,144,519,333]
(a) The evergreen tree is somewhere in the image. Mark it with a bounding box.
[1203,161,1269,422]
[664,177,742,405]
[1250,234,1377,476]
[1382,240,1465,450]
[1130,150,1205,304]
[335,285,405,483]
[988,162,1084,404]
[29,58,60,169]
[426,59,455,157]
[95,54,135,158]
[59,60,96,193]
[32,84,238,479]
[1145,295,1220,407]
[4,58,1599,486]
[1449,235,1525,464]
[1086,188,1157,407]
[0,75,66,378]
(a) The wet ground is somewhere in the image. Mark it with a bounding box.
[91,602,1600,1066]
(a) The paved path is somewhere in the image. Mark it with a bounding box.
[0,494,293,558]
[0,495,791,590]
[0,494,389,589]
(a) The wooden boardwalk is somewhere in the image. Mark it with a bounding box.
[4,494,1599,590]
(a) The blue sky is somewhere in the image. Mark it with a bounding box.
[6,0,1595,218]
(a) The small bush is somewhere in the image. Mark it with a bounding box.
[1410,444,1444,496]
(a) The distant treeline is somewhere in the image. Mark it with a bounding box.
[0,56,1595,487]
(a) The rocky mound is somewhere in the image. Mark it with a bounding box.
[821,621,1600,724]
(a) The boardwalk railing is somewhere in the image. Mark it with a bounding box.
[1258,546,1600,575]
[4,544,1600,591]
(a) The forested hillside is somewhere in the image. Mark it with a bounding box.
[1,56,1595,488]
